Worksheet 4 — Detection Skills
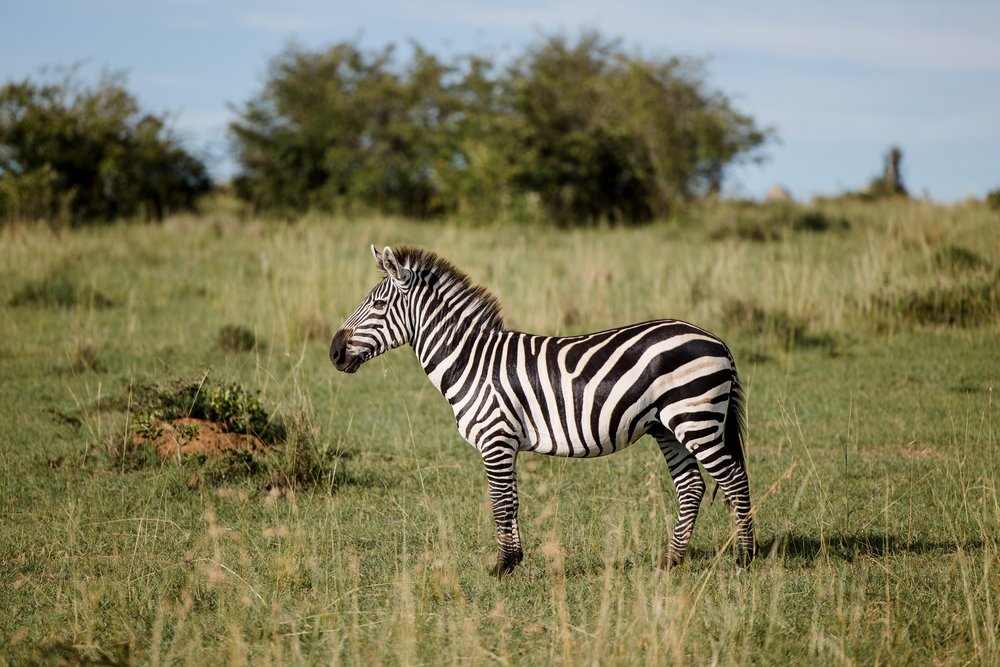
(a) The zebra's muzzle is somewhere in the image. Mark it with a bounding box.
[330,328,360,373]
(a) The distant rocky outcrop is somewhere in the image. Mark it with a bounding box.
[765,184,793,202]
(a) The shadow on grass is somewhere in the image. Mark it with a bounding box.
[758,531,982,562]
[32,640,132,667]
[532,530,983,578]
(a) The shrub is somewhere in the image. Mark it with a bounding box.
[887,274,999,327]
[931,245,989,274]
[0,68,211,224]
[860,146,908,199]
[7,265,115,308]
[230,43,480,218]
[984,187,1000,210]
[229,32,771,223]
[504,33,769,223]
[216,324,259,352]
[721,299,840,352]
[707,203,849,241]
[116,377,335,490]
[129,379,283,444]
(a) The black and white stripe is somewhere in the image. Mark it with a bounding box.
[331,245,755,575]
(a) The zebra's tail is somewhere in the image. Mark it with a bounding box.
[725,366,748,472]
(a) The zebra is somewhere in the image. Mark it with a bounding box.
[330,245,755,576]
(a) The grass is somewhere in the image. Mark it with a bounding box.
[1,199,998,664]
[7,263,116,309]
[217,325,261,353]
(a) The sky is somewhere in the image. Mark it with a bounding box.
[2,0,998,202]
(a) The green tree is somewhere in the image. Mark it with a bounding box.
[230,43,511,218]
[985,187,1000,211]
[862,145,908,199]
[504,33,770,223]
[0,68,211,224]
[231,43,391,214]
[229,33,772,223]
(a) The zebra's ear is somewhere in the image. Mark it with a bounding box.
[371,244,385,271]
[381,246,411,284]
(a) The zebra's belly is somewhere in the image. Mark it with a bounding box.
[453,398,650,457]
[523,431,649,457]
[519,401,661,458]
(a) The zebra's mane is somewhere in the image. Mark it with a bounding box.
[393,246,504,331]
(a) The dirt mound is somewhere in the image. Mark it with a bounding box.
[142,417,267,459]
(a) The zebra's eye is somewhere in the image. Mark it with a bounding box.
[371,299,388,310]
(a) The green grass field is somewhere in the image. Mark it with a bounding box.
[2,201,998,665]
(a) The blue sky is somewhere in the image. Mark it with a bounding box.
[3,0,998,202]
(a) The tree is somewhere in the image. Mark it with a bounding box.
[862,145,908,198]
[986,187,1000,211]
[230,43,514,218]
[0,68,211,224]
[229,34,772,223]
[504,33,770,223]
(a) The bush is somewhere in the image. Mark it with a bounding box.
[0,68,211,224]
[7,265,115,308]
[706,202,849,241]
[985,187,1000,211]
[230,43,488,218]
[931,245,989,274]
[721,299,840,352]
[229,33,771,223]
[859,146,908,200]
[885,274,999,327]
[216,324,259,352]
[130,379,284,445]
[116,377,335,490]
[504,33,769,223]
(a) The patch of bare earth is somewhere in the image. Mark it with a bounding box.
[141,417,267,459]
[899,443,937,460]
[850,442,940,461]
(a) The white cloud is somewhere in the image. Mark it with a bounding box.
[225,1,1000,77]
[240,11,330,32]
[163,14,212,30]
[175,109,234,132]
[397,0,1000,74]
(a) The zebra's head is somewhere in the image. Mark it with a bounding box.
[330,245,413,373]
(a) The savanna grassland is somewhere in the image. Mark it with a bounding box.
[1,200,998,665]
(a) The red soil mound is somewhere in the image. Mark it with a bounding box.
[143,417,266,459]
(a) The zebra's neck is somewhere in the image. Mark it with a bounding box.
[386,246,504,395]
[410,286,503,395]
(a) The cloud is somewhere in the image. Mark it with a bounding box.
[403,0,1000,74]
[163,14,213,30]
[227,1,1000,78]
[175,109,234,132]
[240,11,331,32]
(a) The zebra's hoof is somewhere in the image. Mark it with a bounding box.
[736,548,755,572]
[660,553,685,570]
[492,551,523,578]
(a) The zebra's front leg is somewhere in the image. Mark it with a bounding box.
[657,436,706,569]
[481,441,523,577]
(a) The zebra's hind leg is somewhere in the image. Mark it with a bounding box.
[683,435,755,572]
[654,429,707,569]
[480,440,523,577]
[720,465,755,572]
